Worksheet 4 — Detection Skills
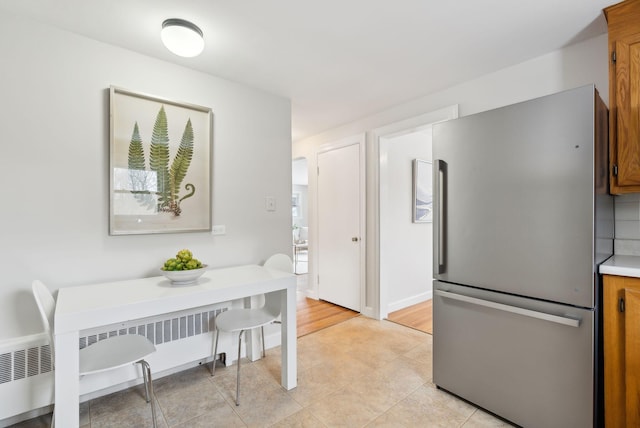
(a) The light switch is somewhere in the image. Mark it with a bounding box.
[265,197,276,212]
[212,225,226,235]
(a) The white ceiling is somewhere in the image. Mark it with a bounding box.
[2,0,613,142]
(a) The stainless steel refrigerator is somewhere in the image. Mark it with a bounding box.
[432,85,613,428]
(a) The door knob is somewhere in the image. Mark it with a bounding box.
[352,237,359,242]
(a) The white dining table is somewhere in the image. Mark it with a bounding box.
[53,264,297,427]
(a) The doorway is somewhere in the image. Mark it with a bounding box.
[292,157,309,275]
[380,129,434,333]
[373,106,458,329]
[317,135,365,312]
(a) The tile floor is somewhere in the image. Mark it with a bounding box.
[12,316,513,427]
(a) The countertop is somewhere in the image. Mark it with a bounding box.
[600,255,640,278]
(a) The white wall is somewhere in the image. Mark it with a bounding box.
[0,12,292,340]
[614,194,640,255]
[293,34,609,315]
[292,184,309,228]
[380,131,433,312]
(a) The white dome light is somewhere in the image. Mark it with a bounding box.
[161,19,204,58]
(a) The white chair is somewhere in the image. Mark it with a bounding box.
[292,227,308,274]
[211,253,293,406]
[31,280,158,428]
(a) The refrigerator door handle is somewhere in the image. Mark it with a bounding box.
[433,159,447,274]
[435,290,581,327]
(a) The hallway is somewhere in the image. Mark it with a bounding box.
[387,300,433,334]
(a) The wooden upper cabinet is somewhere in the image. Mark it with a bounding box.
[605,0,640,193]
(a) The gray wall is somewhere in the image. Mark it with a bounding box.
[0,12,292,339]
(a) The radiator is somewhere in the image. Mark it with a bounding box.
[0,302,237,425]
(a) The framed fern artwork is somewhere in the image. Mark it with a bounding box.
[109,87,213,235]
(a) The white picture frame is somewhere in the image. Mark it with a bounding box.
[109,86,213,235]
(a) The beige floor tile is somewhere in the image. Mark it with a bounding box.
[171,399,247,428]
[307,386,385,428]
[367,393,471,427]
[286,362,348,407]
[79,401,90,426]
[211,358,304,426]
[374,354,432,390]
[89,386,165,428]
[253,347,299,382]
[154,366,225,426]
[233,389,302,427]
[366,405,454,428]
[347,363,425,412]
[6,414,53,428]
[297,333,352,366]
[212,360,284,408]
[8,402,89,428]
[402,332,433,363]
[270,408,327,428]
[462,409,516,427]
[379,382,476,427]
[153,364,212,391]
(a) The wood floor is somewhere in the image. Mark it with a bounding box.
[387,299,433,334]
[296,291,432,336]
[296,292,359,337]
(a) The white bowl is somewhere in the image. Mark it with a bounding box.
[160,265,208,285]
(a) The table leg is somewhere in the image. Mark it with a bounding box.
[245,296,261,361]
[55,331,80,427]
[281,284,297,389]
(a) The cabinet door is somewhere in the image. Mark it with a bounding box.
[625,288,640,427]
[613,36,640,190]
[604,275,625,428]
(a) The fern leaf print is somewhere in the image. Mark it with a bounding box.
[170,118,195,200]
[127,122,155,209]
[149,106,171,209]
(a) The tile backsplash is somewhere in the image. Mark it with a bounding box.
[615,194,640,256]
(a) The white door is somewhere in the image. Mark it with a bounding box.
[317,142,361,311]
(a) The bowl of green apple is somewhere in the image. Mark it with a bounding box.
[160,249,207,285]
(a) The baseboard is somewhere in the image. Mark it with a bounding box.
[387,291,432,314]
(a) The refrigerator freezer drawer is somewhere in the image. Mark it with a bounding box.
[434,281,594,428]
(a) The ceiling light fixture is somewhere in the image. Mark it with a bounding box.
[161,18,204,58]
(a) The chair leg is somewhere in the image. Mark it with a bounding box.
[211,329,220,376]
[261,326,266,358]
[141,361,150,403]
[139,360,157,428]
[236,330,244,406]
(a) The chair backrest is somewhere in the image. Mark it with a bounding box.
[264,292,282,318]
[32,280,56,355]
[264,253,293,274]
[263,254,293,317]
